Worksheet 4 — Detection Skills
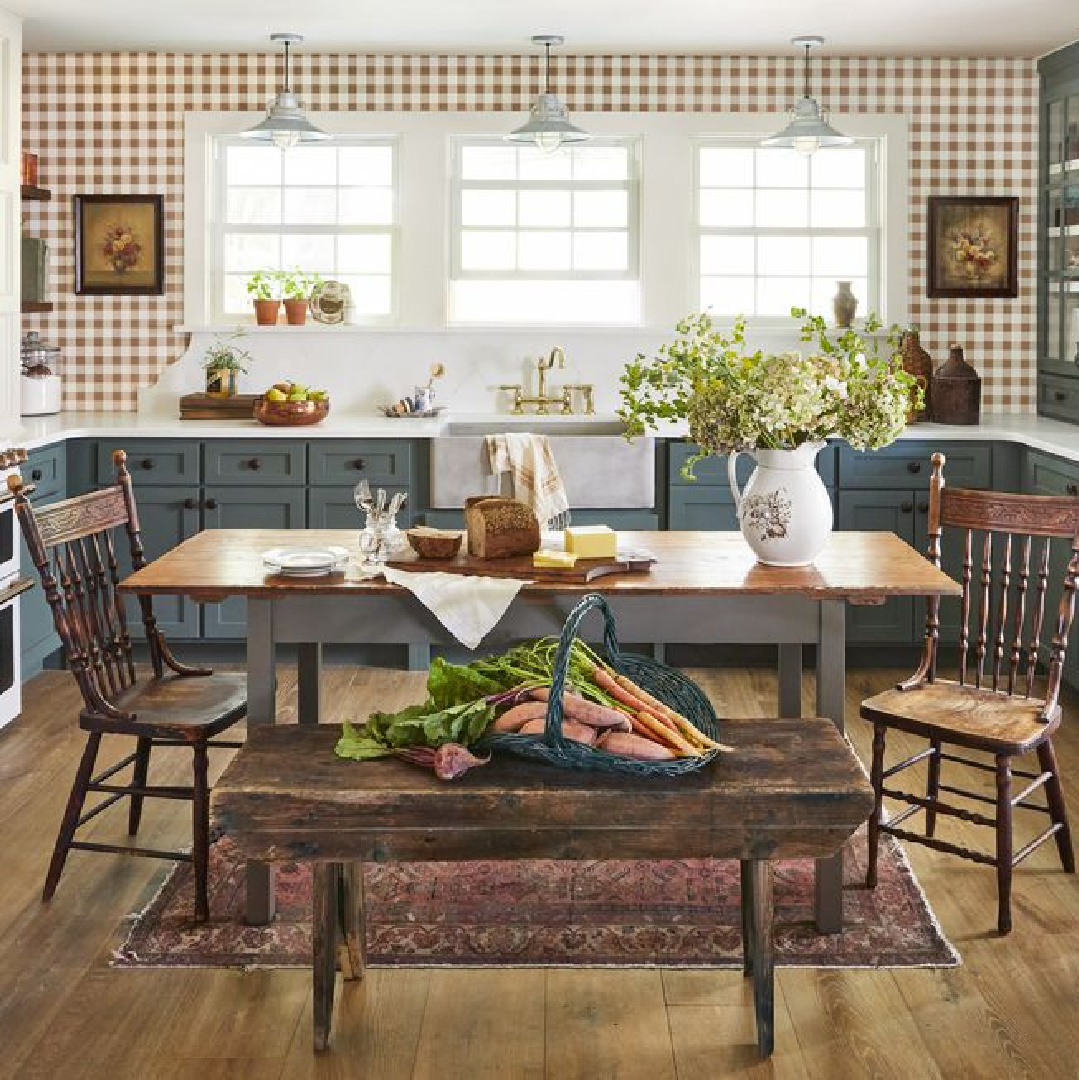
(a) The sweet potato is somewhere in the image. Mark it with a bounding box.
[490,701,549,733]
[525,687,632,732]
[597,731,677,761]
[518,717,597,745]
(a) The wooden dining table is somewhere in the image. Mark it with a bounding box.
[119,528,960,932]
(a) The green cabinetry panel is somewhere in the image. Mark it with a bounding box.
[309,440,412,486]
[95,440,199,486]
[203,440,306,486]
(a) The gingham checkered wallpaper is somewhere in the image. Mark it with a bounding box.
[22,53,1038,412]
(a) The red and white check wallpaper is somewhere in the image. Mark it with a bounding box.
[22,53,1038,412]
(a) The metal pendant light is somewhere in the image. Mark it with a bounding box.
[506,35,590,154]
[242,33,330,150]
[761,36,852,157]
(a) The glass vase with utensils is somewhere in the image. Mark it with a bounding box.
[354,480,407,567]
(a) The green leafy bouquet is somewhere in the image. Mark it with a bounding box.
[619,308,920,478]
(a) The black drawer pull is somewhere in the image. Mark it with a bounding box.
[183,498,198,510]
[1055,390,1069,402]
[907,461,922,474]
[30,468,42,481]
[351,458,366,470]
[140,458,154,470]
[900,501,914,513]
[205,498,219,510]
[917,502,929,514]
[247,458,262,471]
[1067,484,1079,497]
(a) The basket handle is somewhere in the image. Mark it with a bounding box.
[544,593,623,748]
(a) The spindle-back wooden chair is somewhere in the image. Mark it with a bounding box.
[5,449,246,922]
[861,452,1076,934]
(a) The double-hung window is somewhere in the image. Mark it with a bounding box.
[211,136,397,323]
[448,137,641,324]
[696,139,881,318]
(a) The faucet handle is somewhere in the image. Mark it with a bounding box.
[498,384,525,414]
[564,384,595,415]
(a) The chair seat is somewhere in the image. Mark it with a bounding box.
[81,672,247,740]
[860,679,1060,755]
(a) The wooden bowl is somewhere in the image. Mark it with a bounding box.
[405,527,463,560]
[253,397,330,426]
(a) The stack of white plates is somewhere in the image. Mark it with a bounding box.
[262,545,350,577]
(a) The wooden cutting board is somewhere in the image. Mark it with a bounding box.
[386,547,657,582]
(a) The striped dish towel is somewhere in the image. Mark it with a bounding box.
[485,432,571,530]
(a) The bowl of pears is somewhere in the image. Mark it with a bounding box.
[254,381,330,426]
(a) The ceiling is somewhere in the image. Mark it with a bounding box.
[13,0,1078,57]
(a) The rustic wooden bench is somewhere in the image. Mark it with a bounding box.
[212,718,872,1058]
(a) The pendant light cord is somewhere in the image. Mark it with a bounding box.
[544,41,552,93]
[803,41,811,98]
[283,38,292,93]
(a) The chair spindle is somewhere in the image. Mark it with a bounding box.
[959,528,973,685]
[1008,535,1032,695]
[992,533,1013,691]
[976,531,993,688]
[1026,538,1052,697]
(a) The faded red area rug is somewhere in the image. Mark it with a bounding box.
[113,827,957,969]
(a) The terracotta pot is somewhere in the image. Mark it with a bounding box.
[283,298,308,326]
[253,299,281,326]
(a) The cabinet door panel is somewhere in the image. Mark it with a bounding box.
[667,487,739,531]
[114,486,201,639]
[96,441,199,486]
[201,487,306,638]
[310,440,412,486]
[839,441,992,490]
[837,490,916,643]
[203,440,306,486]
[24,443,65,501]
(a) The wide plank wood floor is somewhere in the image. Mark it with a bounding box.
[0,662,1077,1079]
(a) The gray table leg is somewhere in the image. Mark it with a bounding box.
[297,643,322,726]
[777,643,803,718]
[815,599,846,933]
[245,597,276,926]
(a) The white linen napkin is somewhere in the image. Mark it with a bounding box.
[382,566,531,650]
[485,432,571,529]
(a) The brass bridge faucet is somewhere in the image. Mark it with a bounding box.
[499,347,594,415]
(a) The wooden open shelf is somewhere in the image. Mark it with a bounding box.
[20,301,53,313]
[20,184,51,201]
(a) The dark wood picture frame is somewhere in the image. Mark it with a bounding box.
[74,194,165,296]
[926,195,1018,299]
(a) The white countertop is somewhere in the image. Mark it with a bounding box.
[6,410,1079,464]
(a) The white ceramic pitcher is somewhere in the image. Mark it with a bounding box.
[727,441,833,567]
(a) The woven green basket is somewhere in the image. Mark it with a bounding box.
[478,593,721,777]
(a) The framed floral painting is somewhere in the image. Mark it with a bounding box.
[926,196,1018,299]
[73,194,164,295]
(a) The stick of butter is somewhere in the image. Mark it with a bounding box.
[533,548,579,568]
[564,525,618,558]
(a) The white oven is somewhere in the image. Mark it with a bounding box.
[0,449,29,729]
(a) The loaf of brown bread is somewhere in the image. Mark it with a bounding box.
[464,497,541,559]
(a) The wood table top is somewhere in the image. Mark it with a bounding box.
[119,529,960,602]
[211,719,874,863]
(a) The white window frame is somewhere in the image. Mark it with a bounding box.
[208,133,399,326]
[183,111,907,332]
[694,135,883,321]
[448,135,640,282]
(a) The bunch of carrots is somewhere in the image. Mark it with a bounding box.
[488,650,732,761]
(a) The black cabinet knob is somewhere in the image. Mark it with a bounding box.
[900,501,914,513]
[30,468,42,481]
[140,458,153,470]
[917,502,929,514]
[907,461,922,474]
[1067,484,1078,497]
[351,458,366,470]
[183,498,197,510]
[1055,390,1068,402]
[247,458,262,471]
[205,498,219,510]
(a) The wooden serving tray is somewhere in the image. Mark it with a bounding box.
[386,547,657,582]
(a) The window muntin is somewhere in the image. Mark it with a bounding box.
[212,137,397,322]
[448,137,641,324]
[696,140,880,319]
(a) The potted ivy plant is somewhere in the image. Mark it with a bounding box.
[202,331,253,397]
[278,268,321,326]
[247,270,281,326]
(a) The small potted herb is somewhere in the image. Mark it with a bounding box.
[278,269,321,326]
[247,269,281,326]
[202,331,253,396]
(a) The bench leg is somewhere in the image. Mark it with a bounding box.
[313,862,341,1052]
[337,861,366,981]
[746,859,775,1059]
[739,859,753,977]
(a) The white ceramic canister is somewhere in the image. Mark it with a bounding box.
[727,441,833,566]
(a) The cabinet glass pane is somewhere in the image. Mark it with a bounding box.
[1066,282,1079,364]
[1047,190,1063,275]
[1047,286,1063,361]
[1065,95,1079,173]
[1048,98,1066,172]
